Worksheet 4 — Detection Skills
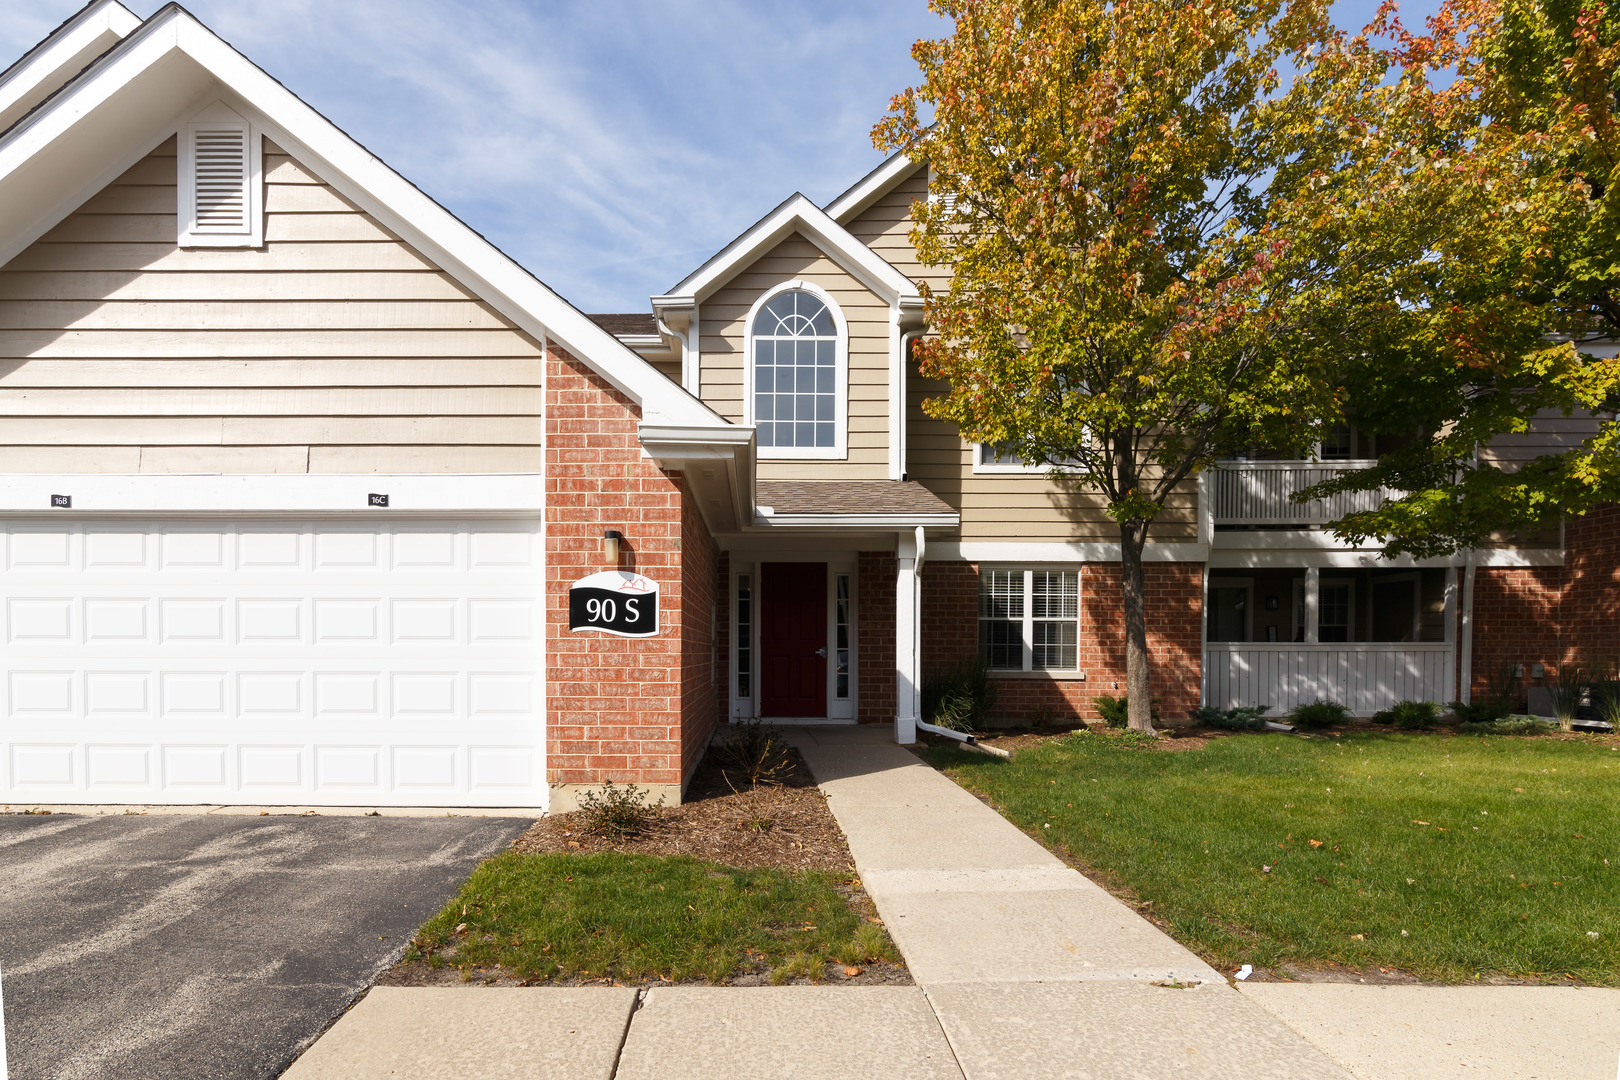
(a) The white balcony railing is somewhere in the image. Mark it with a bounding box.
[1203,642,1455,716]
[1210,461,1395,526]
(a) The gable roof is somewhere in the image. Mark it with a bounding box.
[657,192,922,309]
[0,3,731,434]
[0,0,140,136]
[823,148,926,226]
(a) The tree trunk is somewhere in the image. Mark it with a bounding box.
[1120,518,1155,735]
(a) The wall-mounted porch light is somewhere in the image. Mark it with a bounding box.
[602,530,624,565]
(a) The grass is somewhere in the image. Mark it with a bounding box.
[404,850,897,984]
[923,729,1620,984]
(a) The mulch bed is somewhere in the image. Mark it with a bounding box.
[380,743,911,989]
[509,746,852,872]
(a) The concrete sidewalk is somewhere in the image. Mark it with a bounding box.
[789,725,1354,1080]
[281,725,1618,1079]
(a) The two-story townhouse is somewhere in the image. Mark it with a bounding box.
[0,4,1610,814]
[603,152,1620,735]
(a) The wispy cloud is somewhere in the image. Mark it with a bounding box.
[1,0,944,311]
[0,1,1439,311]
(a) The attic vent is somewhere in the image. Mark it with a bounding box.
[191,127,249,231]
[178,105,262,248]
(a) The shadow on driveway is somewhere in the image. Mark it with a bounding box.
[0,813,527,1080]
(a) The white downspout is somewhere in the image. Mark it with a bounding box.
[904,525,1011,757]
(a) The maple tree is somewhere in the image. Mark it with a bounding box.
[876,0,1459,731]
[1302,0,1620,557]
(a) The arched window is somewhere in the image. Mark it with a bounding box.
[749,286,843,454]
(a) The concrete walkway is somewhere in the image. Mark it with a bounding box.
[280,725,1620,1079]
[790,725,1354,1080]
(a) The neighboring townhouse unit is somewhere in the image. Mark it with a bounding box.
[0,5,1611,813]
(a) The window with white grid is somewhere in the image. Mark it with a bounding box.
[748,285,845,458]
[979,568,1080,672]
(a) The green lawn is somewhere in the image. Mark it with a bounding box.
[404,851,896,984]
[924,729,1620,984]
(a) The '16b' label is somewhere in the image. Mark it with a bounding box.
[568,571,659,637]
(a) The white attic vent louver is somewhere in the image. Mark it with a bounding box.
[179,104,263,248]
[192,127,249,231]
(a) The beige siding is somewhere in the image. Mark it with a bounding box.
[843,161,950,296]
[697,233,890,481]
[842,165,1172,541]
[0,137,542,473]
[1480,407,1604,470]
[908,368,1196,542]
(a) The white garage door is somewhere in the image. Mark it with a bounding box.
[0,517,544,807]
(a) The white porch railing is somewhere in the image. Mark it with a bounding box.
[1210,461,1394,525]
[1203,642,1455,716]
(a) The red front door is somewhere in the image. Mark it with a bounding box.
[760,562,827,718]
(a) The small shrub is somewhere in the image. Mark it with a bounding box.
[1093,694,1159,729]
[921,661,997,732]
[1545,669,1585,729]
[718,718,793,787]
[1373,700,1441,730]
[576,779,664,841]
[1591,681,1620,728]
[1449,698,1511,725]
[1027,703,1058,731]
[1191,704,1271,731]
[1289,698,1351,730]
[1460,716,1558,736]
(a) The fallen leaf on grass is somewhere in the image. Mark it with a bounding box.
[1413,820,1429,825]
[1350,934,1365,941]
[1309,839,1323,848]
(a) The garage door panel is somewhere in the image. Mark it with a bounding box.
[0,518,543,807]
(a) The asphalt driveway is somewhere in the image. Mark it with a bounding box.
[0,812,528,1080]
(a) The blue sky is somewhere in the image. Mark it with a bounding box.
[0,1,1440,314]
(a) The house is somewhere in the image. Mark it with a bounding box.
[0,5,1611,813]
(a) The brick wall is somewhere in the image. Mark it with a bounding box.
[858,551,897,724]
[1470,503,1620,703]
[919,560,1205,725]
[680,493,720,782]
[545,346,696,803]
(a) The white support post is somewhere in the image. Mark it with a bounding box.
[1196,470,1214,547]
[895,530,921,744]
[1304,566,1320,644]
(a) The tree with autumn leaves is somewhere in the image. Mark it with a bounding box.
[1301,0,1620,557]
[876,0,1534,733]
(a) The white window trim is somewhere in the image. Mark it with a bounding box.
[971,442,1046,475]
[178,101,263,249]
[979,566,1082,675]
[743,279,849,461]
[970,441,1088,476]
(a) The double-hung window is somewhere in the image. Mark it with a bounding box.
[979,568,1080,672]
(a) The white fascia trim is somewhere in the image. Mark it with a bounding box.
[1209,531,1564,566]
[0,474,542,514]
[0,0,140,133]
[669,194,920,306]
[754,513,960,529]
[0,7,725,433]
[825,150,923,224]
[936,541,1209,563]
